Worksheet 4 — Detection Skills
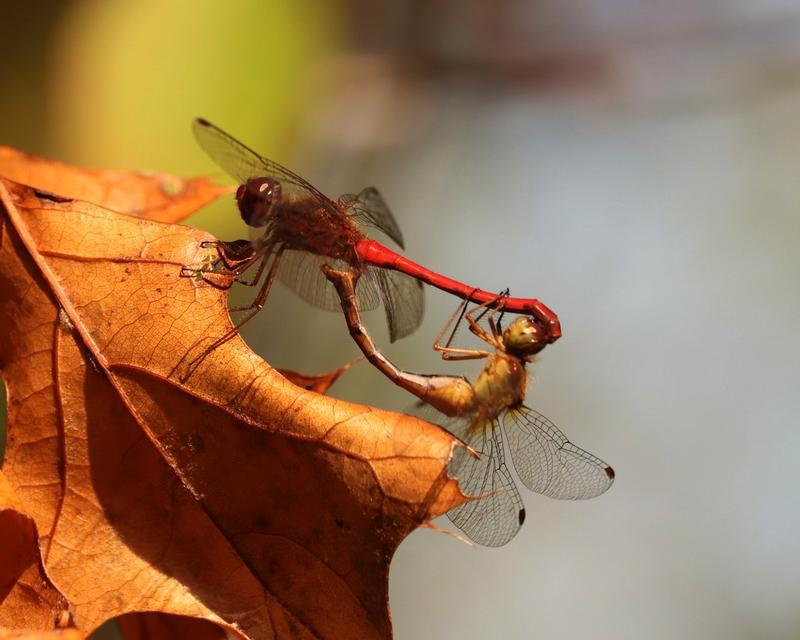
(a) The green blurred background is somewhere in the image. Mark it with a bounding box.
[2,1,800,638]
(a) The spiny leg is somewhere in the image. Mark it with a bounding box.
[494,306,507,336]
[228,250,275,309]
[433,311,494,359]
[483,293,511,342]
[433,290,512,358]
[443,290,475,349]
[432,294,492,361]
[231,240,277,287]
[434,346,494,362]
[439,287,480,350]
[180,239,262,285]
[186,248,283,371]
[224,247,283,324]
[463,290,509,347]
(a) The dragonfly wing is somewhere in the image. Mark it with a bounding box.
[193,118,274,185]
[278,251,381,312]
[341,186,405,249]
[193,118,341,210]
[504,406,614,500]
[446,417,525,547]
[370,266,424,342]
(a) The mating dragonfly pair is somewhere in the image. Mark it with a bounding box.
[186,118,614,546]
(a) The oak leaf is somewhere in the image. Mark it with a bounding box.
[277,358,363,395]
[0,146,231,224]
[114,612,228,640]
[0,472,71,633]
[0,630,83,640]
[0,154,466,640]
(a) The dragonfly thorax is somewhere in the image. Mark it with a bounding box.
[502,316,548,359]
[473,354,527,417]
[278,202,362,261]
[237,177,281,228]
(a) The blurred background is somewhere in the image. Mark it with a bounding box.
[2,1,800,638]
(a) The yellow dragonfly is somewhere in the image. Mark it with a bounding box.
[323,266,614,546]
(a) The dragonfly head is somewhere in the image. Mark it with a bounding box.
[237,177,282,227]
[502,316,548,359]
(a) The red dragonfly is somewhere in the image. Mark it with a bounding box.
[189,118,562,344]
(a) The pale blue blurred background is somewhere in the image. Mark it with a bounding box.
[1,1,799,638]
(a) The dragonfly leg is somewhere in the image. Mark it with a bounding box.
[494,306,507,336]
[183,248,283,376]
[463,291,508,347]
[468,288,508,322]
[323,265,477,418]
[428,291,510,359]
[180,238,264,290]
[433,296,470,350]
[434,348,493,361]
[432,306,493,361]
[179,249,225,279]
[431,296,490,360]
[198,240,243,272]
[232,250,270,288]
[483,296,510,342]
[228,249,282,313]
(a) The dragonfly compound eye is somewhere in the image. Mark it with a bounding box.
[237,177,282,227]
[503,316,547,357]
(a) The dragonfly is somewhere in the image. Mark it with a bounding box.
[322,266,614,546]
[186,118,562,347]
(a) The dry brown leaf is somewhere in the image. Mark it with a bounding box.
[0,629,83,640]
[0,146,232,224]
[115,612,228,640]
[0,472,71,631]
[277,358,363,395]
[0,169,465,640]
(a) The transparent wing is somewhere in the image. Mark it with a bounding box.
[504,406,615,500]
[407,399,457,429]
[193,118,340,209]
[278,250,381,312]
[370,266,424,342]
[446,417,525,547]
[340,186,405,249]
